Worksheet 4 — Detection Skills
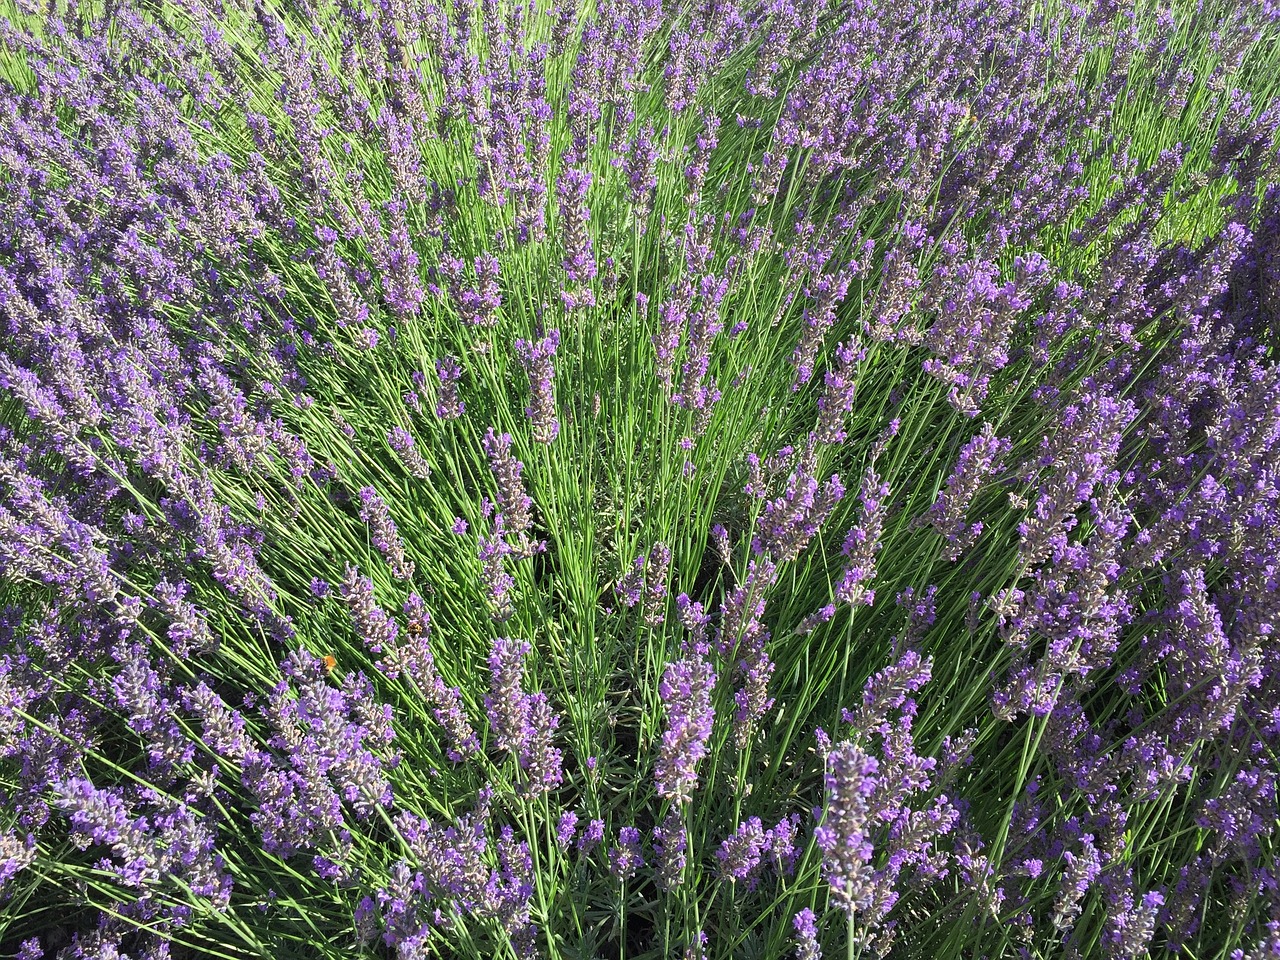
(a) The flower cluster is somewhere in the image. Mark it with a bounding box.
[485,637,563,796]
[615,540,673,626]
[815,657,960,953]
[1,0,1279,957]
[514,329,561,443]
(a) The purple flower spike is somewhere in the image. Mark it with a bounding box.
[435,356,466,420]
[653,811,687,890]
[356,486,414,581]
[484,637,562,795]
[716,816,768,889]
[655,654,716,803]
[579,819,605,856]
[514,329,561,443]
[793,908,822,960]
[482,428,541,558]
[835,464,889,608]
[609,826,645,880]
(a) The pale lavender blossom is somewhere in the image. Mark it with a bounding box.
[376,595,479,762]
[484,636,562,794]
[435,356,465,419]
[752,449,845,563]
[609,826,644,880]
[357,486,414,581]
[388,426,432,480]
[922,422,1010,560]
[485,637,534,753]
[0,829,35,891]
[814,337,865,444]
[478,504,517,621]
[440,251,502,327]
[338,564,398,654]
[616,540,673,626]
[655,654,716,803]
[716,816,768,889]
[482,428,540,557]
[515,329,561,442]
[653,811,687,890]
[793,908,822,960]
[836,464,889,608]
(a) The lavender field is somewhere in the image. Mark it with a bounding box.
[1,0,1279,957]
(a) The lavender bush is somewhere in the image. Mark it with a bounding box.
[1,0,1279,957]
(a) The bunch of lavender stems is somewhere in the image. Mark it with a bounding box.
[0,0,1279,959]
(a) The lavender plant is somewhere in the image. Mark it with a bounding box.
[1,0,1279,958]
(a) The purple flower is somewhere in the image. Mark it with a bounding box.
[520,692,564,796]
[478,504,517,621]
[847,649,933,731]
[388,426,431,481]
[150,579,216,658]
[673,272,730,433]
[555,811,579,851]
[653,811,687,890]
[556,166,597,304]
[814,337,866,444]
[371,595,479,762]
[814,742,882,918]
[0,829,36,891]
[716,816,768,888]
[609,826,644,880]
[716,557,779,747]
[435,356,466,419]
[338,564,398,654]
[482,428,540,558]
[616,540,672,626]
[356,486,414,581]
[752,445,845,563]
[514,329,561,442]
[1052,835,1102,932]
[922,423,1010,560]
[1104,887,1163,959]
[812,654,959,947]
[791,254,858,389]
[485,637,534,753]
[767,813,803,876]
[621,121,660,225]
[578,819,605,856]
[655,653,716,803]
[440,251,502,327]
[835,464,889,608]
[484,637,562,795]
[792,908,822,960]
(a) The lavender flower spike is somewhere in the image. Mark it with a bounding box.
[485,637,533,753]
[655,654,716,803]
[482,428,540,558]
[357,486,415,581]
[609,826,645,880]
[814,742,881,919]
[434,356,465,420]
[515,329,561,443]
[484,636,563,794]
[923,422,1010,561]
[835,464,889,608]
[793,908,822,960]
